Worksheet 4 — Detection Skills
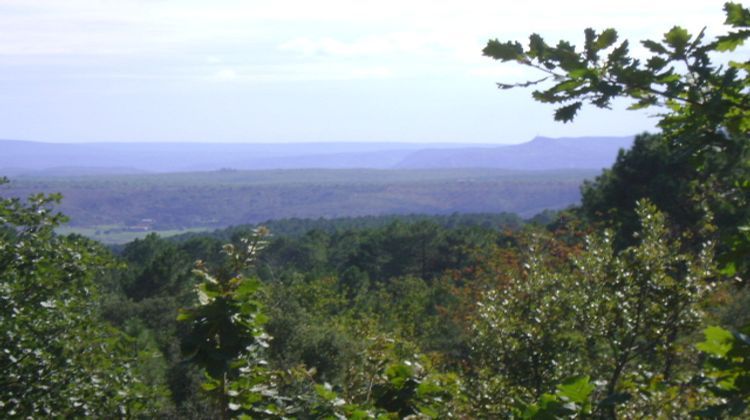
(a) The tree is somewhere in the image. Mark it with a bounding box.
[177,228,284,419]
[0,178,169,417]
[580,132,701,247]
[100,233,210,415]
[480,2,750,417]
[483,1,750,276]
[483,3,750,135]
[299,333,464,418]
[471,202,714,417]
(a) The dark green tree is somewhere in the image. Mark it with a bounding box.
[483,1,750,276]
[581,132,701,247]
[101,233,209,415]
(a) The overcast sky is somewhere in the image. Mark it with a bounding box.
[0,0,739,143]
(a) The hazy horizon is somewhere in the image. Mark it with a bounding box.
[0,134,635,145]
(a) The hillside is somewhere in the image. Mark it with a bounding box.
[1,168,597,242]
[0,140,477,174]
[394,136,634,169]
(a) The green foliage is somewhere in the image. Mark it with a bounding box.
[6,4,750,413]
[519,376,595,419]
[482,4,750,416]
[100,233,212,415]
[0,178,169,417]
[483,10,750,139]
[119,233,194,301]
[580,132,702,247]
[301,335,463,419]
[695,325,750,417]
[177,228,285,418]
[471,201,715,416]
[485,1,750,279]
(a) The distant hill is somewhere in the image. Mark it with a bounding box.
[0,140,475,174]
[394,136,634,170]
[0,136,633,175]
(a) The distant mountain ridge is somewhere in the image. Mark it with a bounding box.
[394,136,634,170]
[0,136,634,175]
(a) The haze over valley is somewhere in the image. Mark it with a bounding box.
[1,135,632,242]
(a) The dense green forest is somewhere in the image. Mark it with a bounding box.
[2,3,750,418]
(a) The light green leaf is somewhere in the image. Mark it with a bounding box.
[715,32,749,51]
[556,375,594,404]
[697,326,735,357]
[725,2,750,27]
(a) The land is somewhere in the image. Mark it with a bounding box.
[0,135,634,242]
[0,135,632,174]
[1,168,596,243]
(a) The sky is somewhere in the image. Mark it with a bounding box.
[0,0,741,144]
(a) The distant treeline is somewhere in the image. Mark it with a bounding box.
[165,211,551,244]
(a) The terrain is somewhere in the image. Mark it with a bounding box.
[0,135,632,242]
[1,168,596,243]
[0,135,633,174]
[5,4,750,418]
